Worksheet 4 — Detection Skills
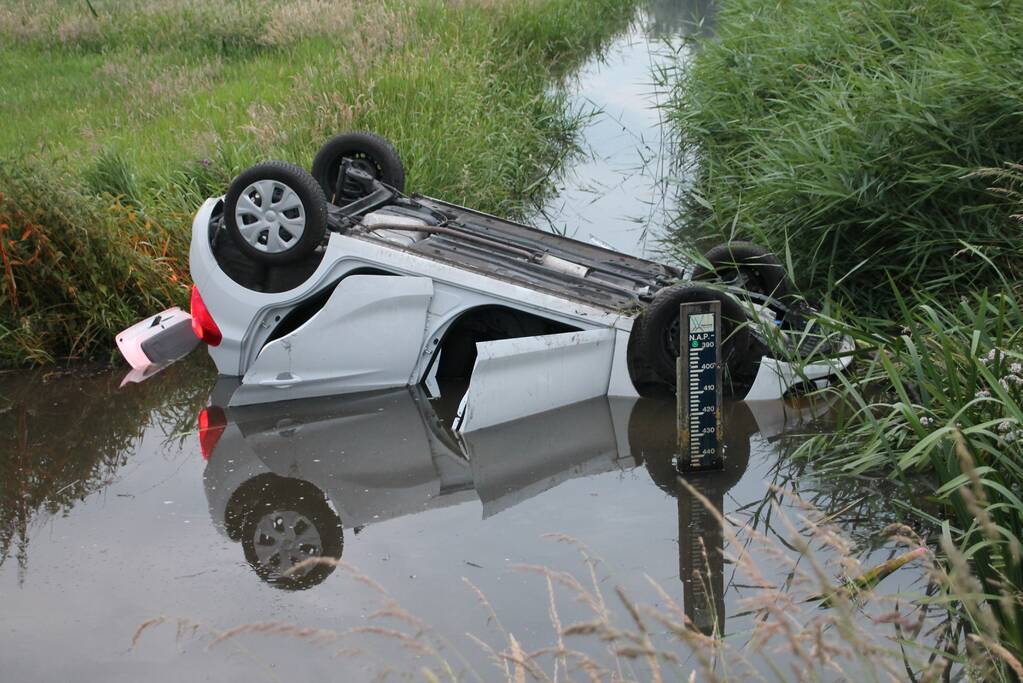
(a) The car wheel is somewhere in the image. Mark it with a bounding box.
[224,161,328,266]
[633,283,752,395]
[625,314,670,398]
[240,476,343,591]
[312,131,406,203]
[692,241,793,306]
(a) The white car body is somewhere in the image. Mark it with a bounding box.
[189,194,852,419]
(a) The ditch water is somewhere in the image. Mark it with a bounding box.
[0,3,938,681]
[530,0,715,256]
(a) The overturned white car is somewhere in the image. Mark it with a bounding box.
[170,132,850,415]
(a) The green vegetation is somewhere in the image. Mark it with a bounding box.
[795,284,1023,674]
[0,0,637,364]
[0,162,187,365]
[664,0,1023,675]
[664,0,1023,310]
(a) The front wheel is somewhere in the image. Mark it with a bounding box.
[692,241,793,306]
[632,283,753,395]
[224,161,328,266]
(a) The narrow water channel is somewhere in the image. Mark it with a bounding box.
[531,0,715,257]
[0,3,936,681]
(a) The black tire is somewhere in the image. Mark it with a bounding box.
[625,314,671,398]
[626,398,676,484]
[312,131,406,203]
[224,161,328,266]
[692,241,793,304]
[633,283,752,392]
[239,475,343,591]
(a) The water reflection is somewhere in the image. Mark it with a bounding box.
[631,400,755,634]
[202,385,636,589]
[0,362,211,582]
[1,355,921,682]
[643,0,717,38]
[202,380,819,635]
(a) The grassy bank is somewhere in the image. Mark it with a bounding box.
[782,276,1023,676]
[665,0,1023,311]
[665,0,1023,675]
[0,0,636,365]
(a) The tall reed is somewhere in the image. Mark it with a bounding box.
[785,286,1023,669]
[662,0,1023,313]
[663,0,1023,666]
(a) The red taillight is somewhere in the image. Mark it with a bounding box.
[190,284,222,346]
[198,406,227,460]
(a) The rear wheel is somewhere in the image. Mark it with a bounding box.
[633,283,752,395]
[692,242,793,306]
[312,131,406,203]
[224,161,327,266]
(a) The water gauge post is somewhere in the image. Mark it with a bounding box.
[676,301,724,473]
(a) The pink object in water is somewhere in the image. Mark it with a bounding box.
[115,307,199,370]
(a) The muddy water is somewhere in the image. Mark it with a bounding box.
[1,3,936,682]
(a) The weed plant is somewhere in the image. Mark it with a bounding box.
[0,160,189,364]
[782,286,1023,673]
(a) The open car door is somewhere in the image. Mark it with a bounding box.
[454,329,617,433]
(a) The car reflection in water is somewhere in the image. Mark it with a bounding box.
[200,380,820,635]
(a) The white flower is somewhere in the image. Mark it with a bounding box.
[919,416,933,427]
[999,420,1014,433]
[1011,362,1022,374]
[976,389,992,399]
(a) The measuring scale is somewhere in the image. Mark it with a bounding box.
[676,301,724,472]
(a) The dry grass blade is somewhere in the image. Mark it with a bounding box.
[208,621,341,649]
[966,634,1023,680]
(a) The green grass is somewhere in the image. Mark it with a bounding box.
[788,286,1023,670]
[662,0,1023,673]
[0,0,637,365]
[662,0,1023,313]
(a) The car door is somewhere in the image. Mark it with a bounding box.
[233,275,434,405]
